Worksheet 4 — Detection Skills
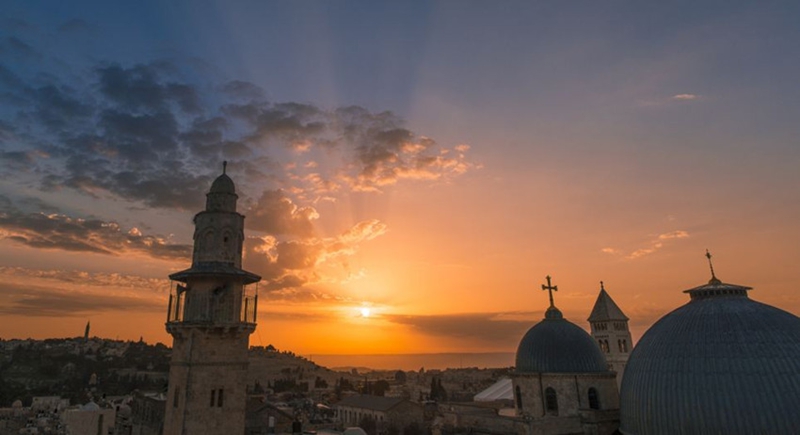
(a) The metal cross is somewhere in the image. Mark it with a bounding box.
[706,249,719,282]
[542,275,558,307]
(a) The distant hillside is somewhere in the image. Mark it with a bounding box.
[310,352,516,371]
[0,338,360,407]
[0,337,171,407]
[247,346,362,393]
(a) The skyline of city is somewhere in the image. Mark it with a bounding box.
[1,1,800,356]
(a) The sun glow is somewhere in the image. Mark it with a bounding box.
[360,307,371,318]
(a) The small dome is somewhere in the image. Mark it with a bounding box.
[209,173,235,194]
[516,306,608,373]
[12,399,22,408]
[620,281,800,434]
[81,401,100,411]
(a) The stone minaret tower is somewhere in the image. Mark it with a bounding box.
[588,282,632,388]
[163,162,261,435]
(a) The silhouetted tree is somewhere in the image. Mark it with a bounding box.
[373,380,390,396]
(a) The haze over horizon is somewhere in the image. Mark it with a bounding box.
[2,1,800,356]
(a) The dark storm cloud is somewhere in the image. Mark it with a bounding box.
[0,44,474,297]
[1,54,473,208]
[221,80,267,100]
[0,283,161,317]
[223,101,326,142]
[0,150,38,165]
[96,63,200,114]
[33,85,93,130]
[0,199,191,260]
[384,312,540,346]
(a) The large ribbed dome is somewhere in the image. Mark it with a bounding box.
[620,280,800,434]
[516,307,609,373]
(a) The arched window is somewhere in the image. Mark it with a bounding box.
[622,339,628,352]
[618,339,623,352]
[515,385,523,409]
[545,387,558,415]
[588,387,600,410]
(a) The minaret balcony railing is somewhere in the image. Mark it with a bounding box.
[166,282,258,326]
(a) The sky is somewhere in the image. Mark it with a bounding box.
[1,1,799,358]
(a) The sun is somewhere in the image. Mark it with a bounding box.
[360,307,371,318]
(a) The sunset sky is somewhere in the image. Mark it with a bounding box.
[1,1,799,358]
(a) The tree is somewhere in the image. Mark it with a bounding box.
[373,380,391,397]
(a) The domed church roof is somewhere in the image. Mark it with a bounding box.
[515,276,609,374]
[620,252,800,434]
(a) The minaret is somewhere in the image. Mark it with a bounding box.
[84,321,90,341]
[163,162,261,435]
[588,281,632,388]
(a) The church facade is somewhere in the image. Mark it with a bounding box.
[510,277,620,435]
[162,163,261,435]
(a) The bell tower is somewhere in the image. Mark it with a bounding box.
[163,162,260,435]
[588,282,632,388]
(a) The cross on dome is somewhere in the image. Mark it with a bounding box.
[542,275,558,308]
[706,249,721,284]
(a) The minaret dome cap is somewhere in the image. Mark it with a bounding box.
[209,161,236,194]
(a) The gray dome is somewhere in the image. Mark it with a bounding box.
[620,281,800,435]
[209,173,235,194]
[516,307,608,373]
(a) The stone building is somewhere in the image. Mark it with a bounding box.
[162,163,261,435]
[510,276,620,435]
[587,282,632,387]
[62,402,115,435]
[244,398,295,435]
[335,394,424,433]
[619,254,800,434]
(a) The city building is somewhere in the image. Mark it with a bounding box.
[511,276,620,435]
[619,253,800,434]
[335,394,424,432]
[162,163,262,435]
